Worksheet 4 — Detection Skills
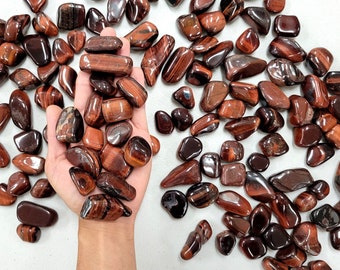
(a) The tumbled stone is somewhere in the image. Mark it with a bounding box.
[178,136,202,161]
[241,7,271,35]
[310,204,340,231]
[105,121,132,146]
[30,178,55,198]
[126,0,150,24]
[124,21,158,50]
[269,37,306,63]
[245,171,276,203]
[249,203,271,235]
[239,236,267,259]
[224,54,267,81]
[202,40,234,69]
[263,223,291,250]
[84,36,123,53]
[186,182,218,208]
[32,12,59,37]
[224,116,260,141]
[0,62,8,84]
[56,106,84,143]
[124,136,151,167]
[220,162,246,186]
[4,14,30,43]
[255,106,284,133]
[236,28,259,54]
[14,129,42,154]
[85,7,109,35]
[171,108,193,131]
[150,135,160,156]
[37,61,59,83]
[67,30,86,53]
[220,0,244,22]
[324,71,340,95]
[190,36,219,54]
[84,92,105,128]
[306,143,335,167]
[17,201,58,227]
[12,153,45,175]
[216,190,252,216]
[301,74,329,109]
[258,81,290,110]
[215,230,236,256]
[229,81,259,106]
[200,81,228,112]
[190,0,215,14]
[0,183,16,206]
[276,243,307,268]
[262,256,289,270]
[24,0,46,13]
[222,212,250,238]
[200,152,221,178]
[274,15,300,37]
[22,34,51,66]
[180,231,202,260]
[220,140,243,162]
[16,224,41,243]
[173,86,195,109]
[186,60,212,86]
[247,152,270,172]
[53,38,74,65]
[9,89,31,131]
[82,126,104,151]
[107,0,127,23]
[288,95,314,127]
[34,84,64,110]
[160,160,201,188]
[196,219,213,244]
[57,3,85,30]
[294,191,317,212]
[161,190,188,218]
[259,133,289,157]
[102,97,133,123]
[294,124,322,147]
[89,72,116,96]
[330,227,340,250]
[198,11,226,35]
[177,13,202,41]
[116,76,148,108]
[155,110,174,134]
[264,0,285,13]
[217,99,246,119]
[190,113,219,136]
[292,222,321,256]
[308,180,330,200]
[306,47,333,77]
[308,260,332,270]
[9,68,40,90]
[0,143,10,168]
[7,171,31,196]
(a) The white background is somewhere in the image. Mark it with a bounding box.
[0,0,340,269]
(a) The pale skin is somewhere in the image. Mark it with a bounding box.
[45,27,152,270]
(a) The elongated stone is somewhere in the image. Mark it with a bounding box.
[162,47,195,84]
[215,230,236,255]
[4,14,30,43]
[294,124,322,147]
[80,54,133,76]
[224,54,267,81]
[274,15,300,37]
[308,180,330,200]
[224,116,260,141]
[12,153,45,175]
[105,121,132,146]
[177,14,202,41]
[203,40,233,69]
[190,36,219,54]
[324,71,340,95]
[14,129,42,154]
[0,183,16,206]
[58,65,77,98]
[329,95,340,120]
[141,34,175,86]
[84,92,105,128]
[239,236,267,259]
[7,171,31,196]
[269,168,314,193]
[0,42,26,66]
[255,107,284,133]
[198,11,226,35]
[173,86,195,109]
[306,47,333,77]
[24,0,46,13]
[30,178,55,198]
[126,0,150,24]
[310,204,340,231]
[56,106,84,143]
[85,7,109,35]
[107,0,127,23]
[276,243,307,268]
[330,227,340,250]
[220,0,244,22]
[154,110,174,134]
[288,95,314,127]
[34,84,64,110]
[9,68,40,90]
[97,172,136,201]
[178,136,202,161]
[180,231,202,260]
[247,152,270,172]
[150,135,160,156]
[190,113,219,136]
[244,171,276,202]
[216,190,252,216]
[259,133,289,157]
[264,0,285,13]
[102,97,133,123]
[124,136,151,167]
[53,38,74,65]
[171,108,193,131]
[186,182,219,208]
[223,213,250,238]
[32,12,59,37]
[186,60,212,86]
[124,21,158,50]
[220,162,246,186]
[22,34,51,66]
[160,160,201,188]
[195,219,212,244]
[66,146,101,178]
[220,140,244,162]
[200,152,221,178]
[80,194,132,221]
[116,76,148,108]
[258,81,290,110]
[9,89,31,131]
[161,190,188,218]
[292,222,321,256]
[249,203,271,235]
[37,61,59,83]
[301,74,329,109]
[241,7,271,35]
[84,36,122,53]
[269,37,306,63]
[17,201,58,227]
[306,143,334,167]
[67,30,86,53]
[200,81,229,112]
[308,260,332,270]
[229,81,259,106]
[0,143,10,168]
[57,3,85,30]
[16,224,41,243]
[266,58,305,86]
[236,28,259,54]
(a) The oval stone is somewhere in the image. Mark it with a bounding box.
[12,153,45,175]
[186,182,219,208]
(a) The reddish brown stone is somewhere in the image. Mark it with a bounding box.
[7,171,31,196]
[216,190,252,216]
[255,106,284,133]
[67,30,86,53]
[274,15,300,37]
[190,113,219,136]
[264,0,285,13]
[177,14,202,41]
[269,36,306,63]
[9,68,40,90]
[306,47,333,77]
[34,84,64,110]
[30,178,55,198]
[241,7,271,35]
[262,256,289,270]
[220,0,244,22]
[301,74,329,109]
[32,12,59,37]
[82,126,104,151]
[294,124,322,147]
[239,236,267,259]
[202,40,233,69]
[245,171,276,203]
[124,21,158,50]
[186,60,212,86]
[155,110,174,134]
[229,81,259,106]
[186,182,219,208]
[220,163,246,186]
[258,81,290,110]
[125,0,150,24]
[236,28,259,54]
[12,153,45,175]
[24,0,46,13]
[306,143,334,167]
[275,243,307,268]
[0,143,10,168]
[0,42,26,66]
[53,38,74,65]
[249,203,271,235]
[0,183,16,206]
[102,97,133,124]
[224,116,260,141]
[292,222,321,256]
[84,92,105,128]
[16,224,41,243]
[37,61,59,84]
[124,136,151,167]
[222,212,250,238]
[200,81,229,112]
[173,86,195,109]
[217,100,246,119]
[288,95,314,127]
[9,89,31,131]
[259,133,289,157]
[197,11,226,35]
[117,76,148,108]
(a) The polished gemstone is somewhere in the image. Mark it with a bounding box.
[14,129,42,154]
[324,71,340,95]
[306,47,333,77]
[155,110,174,134]
[101,97,133,123]
[262,257,289,270]
[217,99,246,119]
[292,221,321,256]
[190,0,215,14]
[150,135,160,156]
[200,81,229,112]
[53,38,74,65]
[190,36,219,54]
[306,143,334,167]
[259,133,289,157]
[105,121,132,146]
[186,182,219,208]
[9,89,31,130]
[57,3,85,30]
[7,171,31,196]
[247,152,270,172]
[269,36,306,63]
[200,152,221,178]
[37,61,59,83]
[178,136,202,161]
[34,84,64,110]
[67,30,86,53]
[124,136,151,167]
[268,168,314,193]
[172,86,195,109]
[177,14,202,41]
[288,95,314,126]
[222,212,250,238]
[89,72,116,96]
[160,160,201,188]
[116,76,148,108]
[186,60,212,86]
[0,143,10,168]
[197,11,226,35]
[239,236,267,259]
[80,194,131,221]
[224,116,260,141]
[24,0,46,13]
[266,58,305,86]
[310,204,340,231]
[141,34,175,86]
[126,0,150,24]
[220,0,244,22]
[249,203,271,235]
[97,172,136,201]
[294,191,317,212]
[220,162,246,186]
[82,126,104,151]
[294,124,322,147]
[58,65,76,98]
[258,81,290,110]
[161,190,188,218]
[263,223,291,250]
[12,153,45,175]
[30,178,55,198]
[301,74,329,109]
[308,260,332,270]
[84,92,105,128]
[171,108,193,131]
[224,54,267,81]
[190,113,219,136]
[0,62,8,84]
[264,0,285,13]
[162,47,195,84]
[307,179,330,200]
[244,171,276,202]
[32,12,59,37]
[255,107,284,133]
[216,190,252,216]
[195,220,212,244]
[274,15,300,37]
[4,14,30,43]
[85,7,109,35]
[17,201,58,227]
[107,0,127,23]
[16,224,41,243]
[236,28,259,54]
[180,231,202,260]
[84,36,123,53]
[124,21,158,50]
[202,40,233,69]
[330,227,340,250]
[56,106,84,143]
[316,111,338,133]
[22,34,51,66]
[275,243,307,268]
[241,7,271,35]
[0,183,16,206]
[229,81,259,106]
[215,230,236,255]
[220,140,244,162]
[9,68,40,90]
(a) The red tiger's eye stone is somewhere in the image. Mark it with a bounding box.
[220,163,246,186]
[262,223,291,250]
[190,113,219,136]
[30,178,55,198]
[245,171,276,203]
[57,3,85,30]
[259,133,289,157]
[200,81,229,112]
[178,136,202,161]
[229,81,259,106]
[301,74,329,109]
[0,143,10,168]
[220,0,244,22]
[275,243,307,268]
[24,0,46,13]
[9,68,40,90]
[16,224,41,243]
[264,0,285,13]
[258,81,290,110]
[198,11,226,36]
[34,84,64,110]
[186,182,219,208]
[262,256,289,270]
[292,222,321,256]
[0,183,17,206]
[173,86,195,109]
[215,230,236,256]
[249,203,271,235]
[9,89,31,131]
[274,15,300,37]
[85,7,109,35]
[216,190,252,216]
[67,30,86,53]
[102,97,133,124]
[155,110,174,134]
[247,152,269,172]
[220,140,244,162]
[56,106,84,143]
[306,47,333,77]
[294,191,317,212]
[239,236,267,259]
[82,126,104,151]
[177,13,203,41]
[306,143,335,167]
[53,38,74,65]
[217,100,246,119]
[224,116,260,141]
[7,171,31,196]
[0,42,26,67]
[203,40,234,69]
[125,0,150,24]
[269,36,306,63]
[124,136,152,167]
[32,12,59,37]
[288,95,314,127]
[222,212,250,238]
[236,28,259,54]
[241,7,271,35]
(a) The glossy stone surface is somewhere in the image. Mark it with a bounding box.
[262,257,289,270]
[186,60,212,86]
[0,183,17,206]
[236,28,259,54]
[241,7,271,35]
[329,95,340,120]
[315,111,337,133]
[0,62,8,84]
[224,116,260,141]
[195,219,212,244]
[14,129,42,154]
[308,180,330,200]
[306,47,333,77]
[244,171,276,203]
[67,30,86,53]
[262,223,291,250]
[160,160,201,188]
[202,40,234,69]
[264,0,285,13]
[97,172,136,201]
[216,190,252,216]
[270,192,301,229]
[217,99,246,119]
[198,11,226,35]
[84,36,122,53]
[268,168,314,193]
[308,260,332,270]
[105,121,132,146]
[30,178,55,198]
[37,61,59,83]
[102,97,133,123]
[258,81,290,110]
[117,76,148,108]
[100,144,131,179]
[324,123,340,148]
[34,84,64,110]
[324,71,340,95]
[276,243,307,268]
[124,136,151,167]
[85,7,109,35]
[7,171,30,196]
[190,36,219,54]
[294,191,317,212]
[53,38,74,65]
[180,231,202,260]
[220,140,244,162]
[269,37,306,63]
[66,146,101,178]
[9,89,31,131]
[57,3,85,30]
[215,230,236,255]
[32,12,59,37]
[162,47,195,84]
[80,54,133,76]
[24,0,46,13]
[124,21,158,50]
[274,15,300,37]
[222,212,250,238]
[220,0,244,22]
[190,113,219,136]
[22,34,51,66]
[161,190,188,218]
[330,227,340,250]
[150,135,160,156]
[0,42,26,66]
[171,108,193,131]
[288,95,314,126]
[310,204,340,231]
[247,152,270,172]
[224,54,267,81]
[178,136,202,161]
[56,106,84,143]
[84,92,105,128]
[4,14,30,43]
[220,162,246,186]
[126,0,150,24]
[80,194,131,221]
[141,34,175,86]
[294,124,322,147]
[249,203,271,235]
[0,143,10,168]
[301,74,329,109]
[9,68,40,90]
[186,182,218,208]
[12,153,45,175]
[200,81,229,112]
[306,143,335,167]
[200,152,221,178]
[229,81,259,106]
[107,0,127,23]
[259,133,289,157]
[255,107,284,133]
[82,126,104,151]
[266,58,305,86]
[17,201,58,227]
[155,110,174,134]
[89,72,116,96]
[16,224,41,243]
[177,14,202,41]
[336,163,340,194]
[239,236,267,259]
[292,222,321,256]
[173,86,195,109]
[190,0,215,14]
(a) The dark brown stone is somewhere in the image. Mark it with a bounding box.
[85,7,109,35]
[239,236,267,259]
[306,143,335,167]
[258,81,290,110]
[288,95,314,127]
[293,124,323,147]
[275,243,307,268]
[274,15,300,37]
[24,0,46,13]
[89,72,116,96]
[7,171,31,196]
[16,224,41,243]
[190,0,216,14]
[56,106,84,143]
[9,68,40,90]
[215,230,236,255]
[200,152,221,178]
[310,204,340,231]
[220,162,246,186]
[172,86,195,109]
[126,0,150,24]
[222,212,250,238]
[178,136,202,161]
[171,108,193,131]
[52,38,74,65]
[105,121,133,146]
[247,152,270,172]
[57,3,85,30]
[155,110,174,134]
[255,106,284,133]
[229,81,259,106]
[202,40,233,69]
[200,81,229,112]
[22,34,51,66]
[220,0,244,22]
[30,178,55,198]
[292,222,321,256]
[186,182,219,208]
[37,61,59,84]
[14,129,42,154]
[301,74,329,109]
[244,171,276,203]
[9,89,31,131]
[324,71,340,95]
[262,223,291,250]
[241,7,271,35]
[161,190,188,219]
[107,0,127,23]
[249,203,271,235]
